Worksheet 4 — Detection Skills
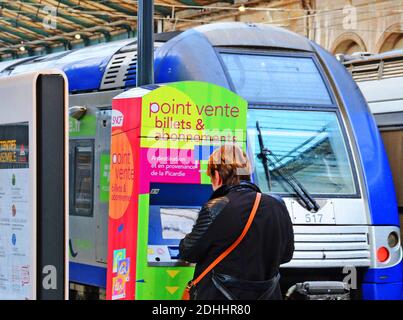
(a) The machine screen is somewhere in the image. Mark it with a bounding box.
[160,207,199,239]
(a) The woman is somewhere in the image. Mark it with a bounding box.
[179,143,294,300]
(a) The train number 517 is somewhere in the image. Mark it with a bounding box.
[305,213,323,223]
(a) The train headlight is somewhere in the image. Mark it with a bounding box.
[370,226,402,268]
[387,231,399,248]
[377,247,390,263]
[69,106,87,120]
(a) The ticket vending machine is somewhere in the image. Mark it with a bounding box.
[0,71,69,300]
[106,81,247,300]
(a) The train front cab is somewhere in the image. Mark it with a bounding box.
[153,23,403,300]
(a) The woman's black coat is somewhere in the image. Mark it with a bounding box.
[179,181,295,300]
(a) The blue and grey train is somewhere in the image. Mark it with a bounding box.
[0,23,401,300]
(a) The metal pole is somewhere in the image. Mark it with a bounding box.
[137,0,154,86]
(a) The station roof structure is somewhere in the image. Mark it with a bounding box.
[0,0,271,60]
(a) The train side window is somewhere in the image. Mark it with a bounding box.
[69,140,94,217]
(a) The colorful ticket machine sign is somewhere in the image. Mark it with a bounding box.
[107,81,248,300]
[0,71,69,300]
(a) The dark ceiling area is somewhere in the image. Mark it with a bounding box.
[0,0,241,58]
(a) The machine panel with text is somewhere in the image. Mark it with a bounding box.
[106,81,247,300]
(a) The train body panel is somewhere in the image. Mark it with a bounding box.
[343,53,403,207]
[312,44,399,227]
[7,40,133,92]
[343,51,403,276]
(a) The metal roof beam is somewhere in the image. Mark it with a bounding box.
[0,2,74,33]
[0,22,37,41]
[23,0,94,28]
[98,1,138,16]
[100,0,168,16]
[173,0,283,29]
[0,35,19,45]
[0,22,130,53]
[54,0,112,23]
[1,12,53,37]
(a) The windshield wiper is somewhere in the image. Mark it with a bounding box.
[256,121,320,212]
[256,121,272,191]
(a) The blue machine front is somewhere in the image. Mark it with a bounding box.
[148,183,212,266]
[148,205,201,261]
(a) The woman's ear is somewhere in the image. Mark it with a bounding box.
[214,170,222,186]
[210,170,221,190]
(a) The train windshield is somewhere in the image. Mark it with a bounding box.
[247,109,356,196]
[221,53,332,105]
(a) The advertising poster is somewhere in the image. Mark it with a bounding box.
[140,82,247,186]
[0,122,32,300]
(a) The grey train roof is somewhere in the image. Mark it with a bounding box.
[0,22,318,91]
[153,22,317,89]
[343,49,403,65]
[191,22,314,52]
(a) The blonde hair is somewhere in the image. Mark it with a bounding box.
[206,144,252,185]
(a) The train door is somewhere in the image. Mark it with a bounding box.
[69,110,97,268]
[95,109,112,264]
[69,90,123,291]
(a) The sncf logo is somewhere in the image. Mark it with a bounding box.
[112,110,124,128]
